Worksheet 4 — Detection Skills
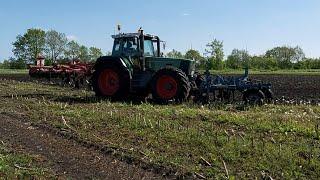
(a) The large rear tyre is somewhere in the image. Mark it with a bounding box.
[151,67,190,104]
[92,65,129,99]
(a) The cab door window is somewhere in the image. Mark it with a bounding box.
[112,39,122,56]
[144,40,155,57]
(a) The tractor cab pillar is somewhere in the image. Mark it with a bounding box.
[139,29,146,71]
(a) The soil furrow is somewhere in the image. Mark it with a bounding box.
[0,114,162,179]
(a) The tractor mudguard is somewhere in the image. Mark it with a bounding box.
[94,56,133,79]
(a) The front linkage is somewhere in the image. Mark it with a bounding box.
[194,68,273,105]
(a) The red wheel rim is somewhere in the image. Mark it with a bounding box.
[156,75,178,99]
[98,69,120,96]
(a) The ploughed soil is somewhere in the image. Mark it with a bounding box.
[252,75,320,100]
[0,72,320,178]
[0,113,162,179]
[1,73,320,100]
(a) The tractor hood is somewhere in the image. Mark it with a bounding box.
[145,57,195,76]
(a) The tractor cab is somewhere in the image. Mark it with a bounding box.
[111,32,161,58]
[111,30,164,71]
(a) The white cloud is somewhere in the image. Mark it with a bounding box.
[67,35,78,41]
[181,13,190,16]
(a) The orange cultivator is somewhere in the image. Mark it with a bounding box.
[29,59,94,88]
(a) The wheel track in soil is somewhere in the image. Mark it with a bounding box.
[0,113,165,179]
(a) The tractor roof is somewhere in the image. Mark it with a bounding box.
[111,33,157,39]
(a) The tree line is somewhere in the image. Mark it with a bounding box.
[1,29,320,70]
[0,28,103,69]
[166,39,320,70]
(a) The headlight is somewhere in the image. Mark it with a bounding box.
[191,70,195,76]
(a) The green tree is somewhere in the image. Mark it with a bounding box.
[79,45,90,61]
[12,28,46,65]
[295,58,320,69]
[311,58,320,69]
[185,49,205,68]
[9,58,26,69]
[89,47,103,61]
[166,49,184,58]
[293,46,305,62]
[310,58,320,69]
[12,36,27,62]
[0,57,25,69]
[265,46,305,69]
[45,30,68,64]
[0,60,11,69]
[250,56,278,70]
[64,40,81,60]
[205,38,224,70]
[226,49,250,69]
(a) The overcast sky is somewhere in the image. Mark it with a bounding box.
[1,0,320,61]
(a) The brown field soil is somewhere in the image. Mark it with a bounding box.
[0,113,162,179]
[252,75,320,100]
[1,72,320,179]
[2,73,320,100]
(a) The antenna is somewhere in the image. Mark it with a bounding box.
[117,24,121,34]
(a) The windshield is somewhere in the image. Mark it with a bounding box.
[144,40,155,57]
[112,37,157,57]
[112,38,139,57]
[123,38,138,56]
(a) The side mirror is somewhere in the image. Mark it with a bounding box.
[162,42,166,50]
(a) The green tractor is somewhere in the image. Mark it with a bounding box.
[92,29,196,103]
